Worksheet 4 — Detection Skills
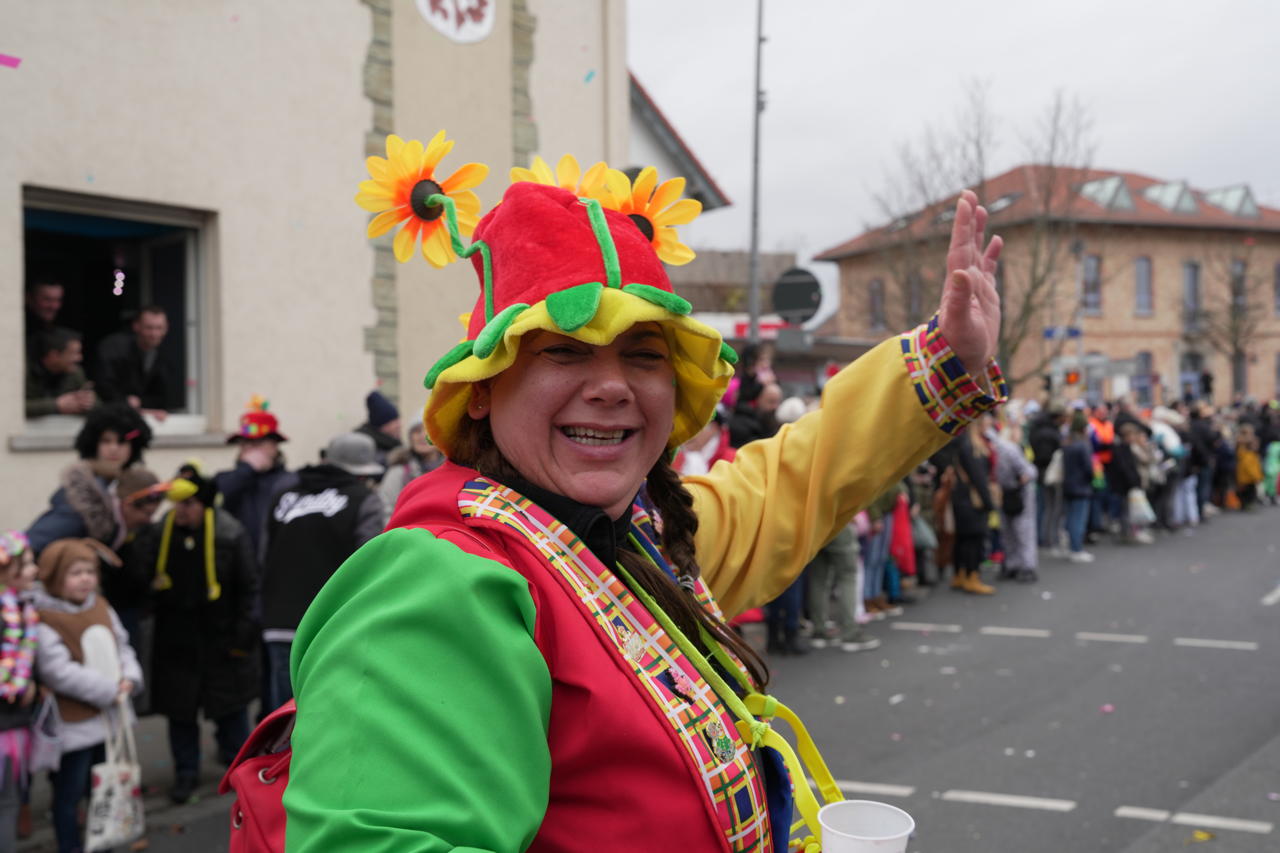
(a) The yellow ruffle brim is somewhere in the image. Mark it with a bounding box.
[425,288,734,457]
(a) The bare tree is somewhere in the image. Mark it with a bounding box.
[870,85,1099,391]
[1191,237,1270,397]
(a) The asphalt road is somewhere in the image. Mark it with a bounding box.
[772,507,1280,852]
[21,507,1279,852]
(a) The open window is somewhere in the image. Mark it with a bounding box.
[17,187,217,447]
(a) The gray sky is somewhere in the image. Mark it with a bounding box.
[627,0,1280,314]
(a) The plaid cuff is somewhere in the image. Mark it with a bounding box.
[900,314,1007,435]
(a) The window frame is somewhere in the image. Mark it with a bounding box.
[1134,256,1153,316]
[1082,253,1102,316]
[13,186,221,452]
[869,277,886,332]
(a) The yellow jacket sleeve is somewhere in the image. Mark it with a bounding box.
[689,325,1001,616]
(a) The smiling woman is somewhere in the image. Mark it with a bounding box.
[276,134,1007,853]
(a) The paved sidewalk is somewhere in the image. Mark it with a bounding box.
[18,711,238,852]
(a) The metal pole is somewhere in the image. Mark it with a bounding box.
[746,0,765,342]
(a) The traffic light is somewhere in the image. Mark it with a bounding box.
[1065,370,1081,386]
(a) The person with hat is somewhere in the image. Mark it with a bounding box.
[282,135,1005,850]
[214,397,295,557]
[27,403,152,557]
[32,538,142,853]
[355,390,404,473]
[258,433,385,713]
[134,475,259,804]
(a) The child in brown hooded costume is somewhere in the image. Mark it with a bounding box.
[33,538,141,853]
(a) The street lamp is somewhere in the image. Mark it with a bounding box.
[746,0,765,343]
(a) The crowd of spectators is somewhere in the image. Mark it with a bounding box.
[7,336,1275,847]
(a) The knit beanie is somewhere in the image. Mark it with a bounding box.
[366,391,400,429]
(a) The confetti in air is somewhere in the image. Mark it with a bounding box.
[112,269,125,296]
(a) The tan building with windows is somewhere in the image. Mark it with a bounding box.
[0,1,663,523]
[815,165,1280,405]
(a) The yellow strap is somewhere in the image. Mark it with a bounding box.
[746,694,843,806]
[617,543,844,846]
[154,512,174,591]
[203,508,221,602]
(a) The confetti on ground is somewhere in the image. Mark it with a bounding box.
[129,839,150,851]
[1268,792,1280,801]
[1041,591,1053,600]
[0,54,21,69]
[890,733,902,742]
[1189,564,1205,574]
[995,668,1013,677]
[889,693,905,706]
[1003,747,1015,756]
[1024,749,1036,758]
[834,695,845,705]
[584,69,596,83]
[939,666,958,675]
[880,659,891,668]
[1100,704,1116,714]
[1109,664,1124,673]
[1187,829,1215,843]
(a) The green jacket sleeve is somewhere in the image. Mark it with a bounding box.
[284,527,553,853]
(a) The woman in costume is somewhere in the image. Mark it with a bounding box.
[284,136,1005,851]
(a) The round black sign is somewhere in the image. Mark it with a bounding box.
[771,267,822,325]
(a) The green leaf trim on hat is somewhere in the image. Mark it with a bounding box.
[621,283,692,316]
[473,302,531,359]
[430,193,496,322]
[718,341,740,365]
[581,198,622,289]
[546,282,604,332]
[424,340,474,389]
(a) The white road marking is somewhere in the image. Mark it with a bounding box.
[832,780,916,798]
[980,626,1052,638]
[891,622,963,633]
[1076,631,1149,644]
[941,789,1076,812]
[1261,584,1280,606]
[1114,806,1171,822]
[1171,812,1274,834]
[1173,637,1259,651]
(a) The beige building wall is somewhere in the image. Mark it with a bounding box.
[528,0,629,168]
[1,1,375,525]
[825,225,1280,403]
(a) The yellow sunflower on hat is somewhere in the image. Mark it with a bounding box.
[598,166,701,265]
[356,131,488,267]
[510,153,610,199]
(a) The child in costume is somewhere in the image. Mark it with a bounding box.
[0,531,39,851]
[32,538,142,853]
[282,134,1006,851]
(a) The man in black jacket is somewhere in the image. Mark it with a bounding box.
[259,432,385,713]
[95,306,177,413]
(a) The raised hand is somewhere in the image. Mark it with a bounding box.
[937,189,1003,376]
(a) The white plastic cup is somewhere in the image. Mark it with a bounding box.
[818,800,915,852]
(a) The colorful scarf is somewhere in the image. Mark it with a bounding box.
[0,531,38,702]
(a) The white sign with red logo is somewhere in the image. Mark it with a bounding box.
[415,0,495,44]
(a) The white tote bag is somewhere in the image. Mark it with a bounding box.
[85,696,145,851]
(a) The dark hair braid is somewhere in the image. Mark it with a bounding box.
[453,416,770,689]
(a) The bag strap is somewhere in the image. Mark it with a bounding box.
[615,545,843,845]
